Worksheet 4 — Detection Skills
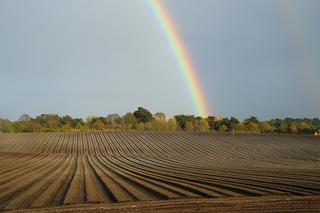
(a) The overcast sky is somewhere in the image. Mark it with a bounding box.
[0,0,319,120]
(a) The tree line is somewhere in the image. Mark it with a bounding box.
[0,107,319,134]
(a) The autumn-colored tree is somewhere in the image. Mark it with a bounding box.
[123,113,138,130]
[92,119,106,130]
[298,122,313,134]
[246,122,260,133]
[136,123,145,131]
[168,118,178,131]
[199,119,209,131]
[277,123,288,133]
[259,121,272,133]
[154,112,166,122]
[288,122,298,134]
[218,124,229,131]
[234,123,247,132]
[186,121,194,131]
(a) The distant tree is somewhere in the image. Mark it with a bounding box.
[123,113,138,130]
[136,123,145,131]
[19,114,31,122]
[198,119,209,131]
[193,120,200,131]
[144,122,154,131]
[185,121,194,131]
[74,118,85,126]
[92,119,106,130]
[133,107,153,123]
[76,121,88,131]
[288,122,298,134]
[154,112,166,122]
[106,114,120,124]
[30,122,42,132]
[175,115,195,130]
[2,112,319,134]
[0,118,6,126]
[86,116,96,123]
[244,116,260,124]
[259,121,272,133]
[234,123,247,132]
[35,114,61,131]
[207,116,220,130]
[106,114,122,129]
[218,124,228,131]
[229,117,240,129]
[0,120,16,133]
[150,120,168,131]
[60,115,75,129]
[168,118,178,131]
[277,123,289,133]
[312,118,320,128]
[219,118,230,130]
[246,122,260,133]
[149,112,167,131]
[14,121,29,132]
[298,122,313,134]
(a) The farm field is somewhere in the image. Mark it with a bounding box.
[0,131,320,212]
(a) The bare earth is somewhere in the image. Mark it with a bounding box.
[0,131,319,212]
[3,196,320,213]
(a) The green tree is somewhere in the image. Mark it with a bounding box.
[60,115,75,129]
[220,118,231,130]
[174,115,196,130]
[207,116,220,130]
[133,107,153,123]
[244,116,260,124]
[312,118,320,128]
[0,122,16,133]
[86,116,96,123]
[230,117,240,129]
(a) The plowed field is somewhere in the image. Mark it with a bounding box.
[0,132,319,212]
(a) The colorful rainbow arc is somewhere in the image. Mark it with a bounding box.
[147,0,209,118]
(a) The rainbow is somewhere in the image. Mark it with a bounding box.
[147,0,209,118]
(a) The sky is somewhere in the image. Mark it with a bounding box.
[0,0,319,121]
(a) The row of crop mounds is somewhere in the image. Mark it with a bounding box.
[0,131,320,210]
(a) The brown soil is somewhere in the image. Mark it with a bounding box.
[3,196,320,212]
[0,132,319,212]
